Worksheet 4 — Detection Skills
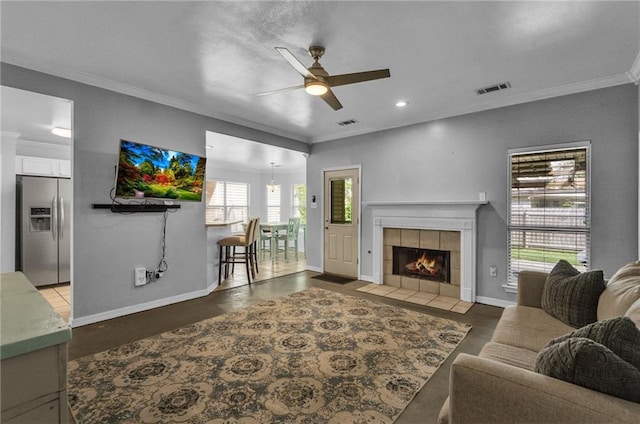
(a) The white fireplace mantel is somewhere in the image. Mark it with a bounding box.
[367,200,487,302]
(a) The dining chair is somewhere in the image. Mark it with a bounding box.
[260,227,274,261]
[276,217,301,261]
[217,217,258,284]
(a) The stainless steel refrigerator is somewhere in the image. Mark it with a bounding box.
[16,176,71,287]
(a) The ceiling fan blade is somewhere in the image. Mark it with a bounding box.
[275,47,316,79]
[254,85,304,97]
[320,88,343,110]
[326,69,390,87]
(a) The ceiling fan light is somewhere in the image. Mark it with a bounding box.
[305,80,328,96]
[51,127,72,138]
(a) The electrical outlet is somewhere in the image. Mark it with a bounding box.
[489,266,497,277]
[135,267,147,286]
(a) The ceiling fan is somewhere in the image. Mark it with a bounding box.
[255,46,391,111]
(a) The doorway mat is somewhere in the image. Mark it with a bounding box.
[311,273,357,284]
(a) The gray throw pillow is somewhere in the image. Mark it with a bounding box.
[541,260,605,328]
[548,317,640,370]
[535,337,640,403]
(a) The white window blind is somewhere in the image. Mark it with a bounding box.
[267,185,281,223]
[205,180,249,224]
[225,182,249,222]
[507,143,590,288]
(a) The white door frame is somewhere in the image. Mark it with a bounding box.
[321,165,362,278]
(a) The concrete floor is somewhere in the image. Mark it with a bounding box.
[68,271,503,423]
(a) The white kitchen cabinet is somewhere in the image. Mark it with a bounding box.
[15,156,71,178]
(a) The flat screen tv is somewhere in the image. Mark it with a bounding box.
[115,139,206,202]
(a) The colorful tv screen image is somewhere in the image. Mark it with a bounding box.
[115,140,206,202]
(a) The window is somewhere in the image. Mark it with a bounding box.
[205,181,249,225]
[507,142,590,290]
[330,177,353,224]
[292,184,307,224]
[267,185,281,223]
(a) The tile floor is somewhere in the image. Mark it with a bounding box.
[356,283,474,314]
[215,248,307,291]
[37,283,71,321]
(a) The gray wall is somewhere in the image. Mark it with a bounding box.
[307,84,639,303]
[1,63,309,323]
[3,61,637,314]
[0,133,17,272]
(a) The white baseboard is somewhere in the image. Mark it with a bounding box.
[306,265,322,273]
[359,274,375,283]
[475,296,515,308]
[70,286,215,327]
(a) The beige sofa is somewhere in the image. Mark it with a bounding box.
[438,267,640,424]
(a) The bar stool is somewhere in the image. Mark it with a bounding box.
[218,218,258,284]
[251,217,261,275]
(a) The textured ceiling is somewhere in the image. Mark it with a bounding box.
[1,1,638,145]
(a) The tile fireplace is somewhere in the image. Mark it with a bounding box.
[384,228,460,298]
[366,200,486,302]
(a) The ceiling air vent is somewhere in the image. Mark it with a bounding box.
[337,119,358,127]
[476,82,511,95]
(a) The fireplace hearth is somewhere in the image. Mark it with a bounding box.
[393,246,450,283]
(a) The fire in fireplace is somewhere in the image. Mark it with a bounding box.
[392,246,451,283]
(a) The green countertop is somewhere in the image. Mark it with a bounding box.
[1,272,71,360]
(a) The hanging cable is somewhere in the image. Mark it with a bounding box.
[157,210,169,273]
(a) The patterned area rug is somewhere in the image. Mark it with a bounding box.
[68,287,471,423]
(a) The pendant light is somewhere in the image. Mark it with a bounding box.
[266,162,280,192]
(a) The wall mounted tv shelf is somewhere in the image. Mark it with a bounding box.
[92,203,181,213]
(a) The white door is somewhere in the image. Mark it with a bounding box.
[323,168,359,278]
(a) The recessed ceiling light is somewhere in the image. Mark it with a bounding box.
[51,127,72,138]
[395,101,408,107]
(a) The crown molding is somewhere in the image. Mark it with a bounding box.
[311,72,635,143]
[629,50,640,84]
[17,139,70,150]
[1,131,22,139]
[1,51,311,144]
[3,50,634,146]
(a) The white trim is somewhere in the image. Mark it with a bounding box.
[629,50,640,84]
[506,140,592,286]
[358,274,376,283]
[70,286,213,328]
[311,73,633,143]
[2,51,311,144]
[5,51,633,146]
[502,284,518,294]
[306,265,322,273]
[1,131,21,139]
[368,202,484,303]
[362,200,487,207]
[507,139,591,155]
[475,296,515,308]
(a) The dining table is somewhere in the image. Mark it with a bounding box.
[259,222,289,262]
